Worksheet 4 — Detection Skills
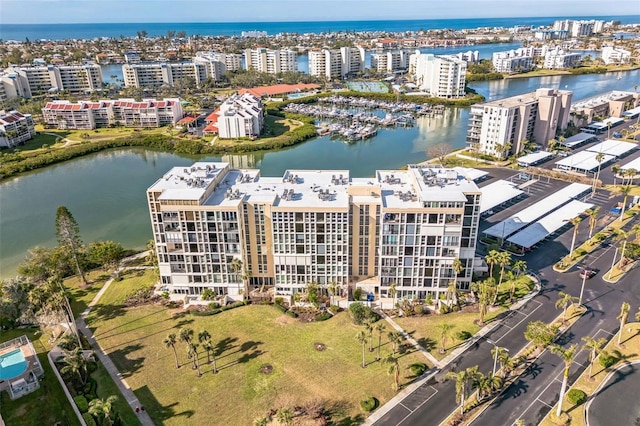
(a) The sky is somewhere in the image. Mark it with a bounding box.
[1,0,639,24]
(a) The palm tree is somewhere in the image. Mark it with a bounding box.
[163,333,180,369]
[179,328,194,358]
[388,283,397,311]
[388,331,403,357]
[384,354,401,391]
[568,216,582,258]
[593,151,605,191]
[446,282,457,310]
[617,301,630,345]
[586,207,600,239]
[188,342,202,377]
[555,291,578,323]
[356,330,367,368]
[375,322,387,361]
[581,336,606,381]
[363,318,375,352]
[328,281,338,306]
[485,250,500,278]
[446,366,480,415]
[627,168,638,186]
[452,257,464,290]
[198,330,211,345]
[550,344,578,417]
[617,185,632,221]
[495,251,512,295]
[474,371,502,399]
[512,260,527,278]
[59,347,89,385]
[498,351,516,377]
[88,396,118,426]
[477,279,494,326]
[611,165,621,187]
[437,322,454,354]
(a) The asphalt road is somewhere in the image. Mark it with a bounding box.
[373,172,639,426]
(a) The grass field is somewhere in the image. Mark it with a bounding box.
[213,114,303,148]
[85,271,428,425]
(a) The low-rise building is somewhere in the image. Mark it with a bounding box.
[492,49,534,73]
[543,48,581,69]
[42,98,183,129]
[601,46,631,65]
[0,110,36,148]
[570,90,640,125]
[212,93,263,139]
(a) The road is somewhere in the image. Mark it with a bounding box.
[373,187,640,426]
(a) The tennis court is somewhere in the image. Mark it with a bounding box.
[346,81,389,93]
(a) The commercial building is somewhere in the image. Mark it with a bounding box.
[209,93,263,139]
[371,51,409,73]
[244,48,297,74]
[147,162,481,301]
[408,52,467,98]
[491,49,534,73]
[42,98,183,129]
[466,88,573,158]
[0,110,36,148]
[0,64,103,98]
[601,46,631,65]
[308,47,365,80]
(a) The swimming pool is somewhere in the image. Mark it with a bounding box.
[0,349,28,380]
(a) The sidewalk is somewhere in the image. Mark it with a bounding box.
[76,252,155,426]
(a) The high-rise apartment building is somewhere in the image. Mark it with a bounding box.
[147,162,481,302]
[491,49,534,73]
[308,47,365,80]
[244,48,297,74]
[408,52,467,98]
[466,88,573,158]
[371,51,409,73]
[1,64,103,98]
[122,61,225,88]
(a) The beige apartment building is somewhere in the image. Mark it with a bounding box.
[147,162,481,303]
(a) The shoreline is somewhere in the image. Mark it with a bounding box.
[503,65,640,79]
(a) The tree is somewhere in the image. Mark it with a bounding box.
[384,354,401,391]
[568,216,582,259]
[593,151,605,191]
[555,291,578,323]
[179,327,194,358]
[474,371,502,399]
[581,336,606,381]
[611,165,621,187]
[55,206,87,286]
[363,318,375,352]
[485,250,500,278]
[230,258,247,299]
[427,142,452,165]
[586,207,600,239]
[495,251,512,295]
[550,344,578,417]
[89,240,125,271]
[437,322,454,354]
[88,396,118,426]
[59,347,89,386]
[388,283,397,311]
[452,257,464,291]
[524,320,558,350]
[163,333,180,369]
[617,185,632,221]
[388,331,403,357]
[356,331,367,368]
[446,366,480,415]
[375,322,386,361]
[512,260,527,278]
[188,343,202,377]
[328,281,338,306]
[476,279,495,325]
[617,301,630,345]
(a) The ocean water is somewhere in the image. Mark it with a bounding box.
[2,15,639,41]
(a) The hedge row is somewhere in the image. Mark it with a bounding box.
[190,301,249,316]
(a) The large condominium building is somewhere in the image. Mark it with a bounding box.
[543,48,581,70]
[371,51,409,73]
[215,93,263,138]
[552,20,605,37]
[122,60,225,88]
[466,88,573,158]
[244,48,297,74]
[492,49,534,73]
[147,162,481,301]
[409,52,467,98]
[570,91,639,125]
[1,64,103,98]
[601,46,631,65]
[308,47,365,80]
[42,98,183,129]
[0,110,36,148]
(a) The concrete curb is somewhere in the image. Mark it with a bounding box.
[602,260,637,284]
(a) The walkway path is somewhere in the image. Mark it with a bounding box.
[76,251,155,426]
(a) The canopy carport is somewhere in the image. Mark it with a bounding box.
[479,180,524,214]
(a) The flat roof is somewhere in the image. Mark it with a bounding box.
[452,167,489,182]
[484,183,591,239]
[479,180,524,213]
[561,132,598,148]
[555,151,616,172]
[507,200,594,248]
[586,139,638,158]
[517,151,553,166]
[620,156,640,171]
[571,91,634,110]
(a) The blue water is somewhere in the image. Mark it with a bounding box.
[2,15,639,41]
[0,349,28,380]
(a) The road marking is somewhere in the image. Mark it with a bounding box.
[397,387,438,425]
[492,300,543,344]
[537,398,554,408]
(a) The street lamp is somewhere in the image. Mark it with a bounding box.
[578,265,587,306]
[487,339,509,376]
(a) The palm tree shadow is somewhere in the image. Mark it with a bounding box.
[109,343,145,378]
[135,385,195,422]
[417,337,437,352]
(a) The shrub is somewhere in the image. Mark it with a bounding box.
[191,309,216,317]
[567,389,587,405]
[594,232,607,242]
[410,363,428,376]
[315,312,332,321]
[74,395,89,413]
[353,288,363,301]
[275,297,284,306]
[360,396,379,412]
[439,305,450,314]
[574,248,587,257]
[202,289,216,300]
[329,305,340,314]
[413,304,424,315]
[82,413,97,426]
[274,303,287,314]
[599,351,617,368]
[286,310,298,318]
[348,302,379,325]
[208,302,221,310]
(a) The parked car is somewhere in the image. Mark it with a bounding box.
[579,268,596,279]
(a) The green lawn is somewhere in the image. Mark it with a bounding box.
[10,132,64,152]
[90,363,141,426]
[85,273,428,425]
[64,270,112,317]
[0,329,82,426]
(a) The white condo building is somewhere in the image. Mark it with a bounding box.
[147,162,481,301]
[308,47,365,80]
[123,60,225,88]
[543,48,581,70]
[196,51,243,72]
[215,93,263,139]
[371,51,409,73]
[492,49,534,73]
[409,52,467,98]
[601,46,631,65]
[244,48,297,74]
[0,110,36,148]
[466,88,573,158]
[1,64,103,98]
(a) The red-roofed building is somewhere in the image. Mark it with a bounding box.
[0,110,36,148]
[238,83,320,99]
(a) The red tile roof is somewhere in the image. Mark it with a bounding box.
[177,115,197,125]
[204,123,218,133]
[239,83,320,98]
